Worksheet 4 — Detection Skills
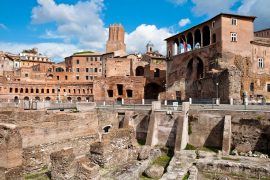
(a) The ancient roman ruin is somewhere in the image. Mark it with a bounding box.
[0,13,270,180]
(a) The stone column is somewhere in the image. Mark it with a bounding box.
[222,115,232,156]
[0,123,23,180]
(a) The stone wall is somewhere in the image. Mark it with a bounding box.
[189,110,270,153]
[0,110,119,173]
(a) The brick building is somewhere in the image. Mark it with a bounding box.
[165,13,270,103]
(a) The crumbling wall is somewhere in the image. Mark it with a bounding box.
[0,123,23,180]
[189,110,270,153]
[0,110,119,173]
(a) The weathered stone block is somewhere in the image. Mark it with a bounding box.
[50,147,76,180]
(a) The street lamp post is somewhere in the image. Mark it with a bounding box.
[216,82,219,105]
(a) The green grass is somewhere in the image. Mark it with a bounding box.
[185,143,196,150]
[199,146,220,153]
[140,175,155,180]
[73,51,94,55]
[182,172,190,180]
[24,166,50,180]
[152,153,172,170]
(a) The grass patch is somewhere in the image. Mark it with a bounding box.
[137,139,146,146]
[198,146,220,153]
[256,115,264,121]
[185,143,196,150]
[152,154,171,167]
[24,166,50,180]
[222,156,240,161]
[182,172,190,180]
[188,121,192,135]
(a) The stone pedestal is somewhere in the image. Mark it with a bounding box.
[152,101,161,111]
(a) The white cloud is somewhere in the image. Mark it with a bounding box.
[178,18,191,27]
[191,0,238,17]
[126,24,173,55]
[0,23,7,30]
[32,0,107,50]
[0,42,81,61]
[238,0,270,30]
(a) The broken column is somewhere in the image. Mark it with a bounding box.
[222,115,232,156]
[0,123,23,180]
[50,147,76,180]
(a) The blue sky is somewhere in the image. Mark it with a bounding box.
[0,0,269,61]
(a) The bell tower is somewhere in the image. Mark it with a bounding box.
[106,24,126,54]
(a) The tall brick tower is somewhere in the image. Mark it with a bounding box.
[106,24,126,54]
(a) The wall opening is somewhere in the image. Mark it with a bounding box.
[203,26,210,47]
[154,68,160,78]
[126,90,133,98]
[186,57,204,80]
[103,125,112,134]
[194,29,201,48]
[212,33,217,44]
[107,90,113,97]
[187,32,193,51]
[136,66,144,76]
[144,83,163,99]
[117,84,123,95]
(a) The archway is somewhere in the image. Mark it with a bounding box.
[186,57,204,80]
[203,26,210,47]
[173,39,179,55]
[14,96,19,103]
[144,83,163,100]
[187,32,193,51]
[136,66,144,76]
[194,29,201,49]
[67,97,72,102]
[77,97,81,102]
[24,96,29,101]
[45,97,51,102]
[35,96,40,101]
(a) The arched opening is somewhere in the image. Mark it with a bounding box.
[14,96,19,103]
[67,97,72,102]
[194,29,201,49]
[186,57,204,80]
[77,97,81,102]
[25,88,29,93]
[55,67,64,72]
[144,83,163,99]
[212,33,217,44]
[47,74,53,80]
[103,125,112,134]
[20,88,23,93]
[173,39,179,55]
[86,97,90,102]
[187,32,193,51]
[15,88,18,93]
[45,97,51,102]
[180,35,186,53]
[24,96,29,101]
[136,66,144,76]
[35,96,40,101]
[203,26,210,47]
